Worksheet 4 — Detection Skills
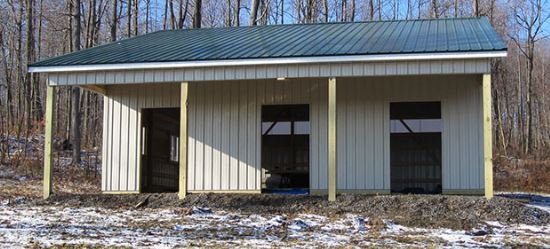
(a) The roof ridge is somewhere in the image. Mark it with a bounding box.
[154,16,489,33]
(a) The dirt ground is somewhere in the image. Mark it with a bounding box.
[37,192,549,231]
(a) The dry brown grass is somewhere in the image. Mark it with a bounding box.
[0,160,101,201]
[494,156,550,193]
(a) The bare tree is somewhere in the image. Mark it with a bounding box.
[126,0,131,37]
[510,0,550,154]
[178,0,189,29]
[193,0,201,28]
[133,0,138,36]
[111,0,118,41]
[432,0,439,18]
[70,0,82,164]
[250,0,260,25]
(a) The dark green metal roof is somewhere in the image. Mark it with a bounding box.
[31,17,506,67]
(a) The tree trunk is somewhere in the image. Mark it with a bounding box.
[473,0,479,17]
[163,0,168,29]
[280,0,284,24]
[145,0,150,33]
[323,0,328,22]
[225,0,232,26]
[178,0,189,29]
[71,0,82,164]
[111,0,117,41]
[249,0,259,26]
[126,0,131,37]
[341,0,346,22]
[431,0,438,18]
[169,0,176,29]
[350,0,355,21]
[234,0,240,26]
[193,0,201,28]
[369,0,374,20]
[26,0,43,125]
[133,0,138,36]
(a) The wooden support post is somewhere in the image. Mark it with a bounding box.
[80,85,108,96]
[482,74,493,199]
[328,77,337,202]
[43,86,55,199]
[178,82,189,199]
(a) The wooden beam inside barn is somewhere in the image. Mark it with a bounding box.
[80,85,108,95]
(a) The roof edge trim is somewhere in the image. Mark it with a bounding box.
[29,51,507,73]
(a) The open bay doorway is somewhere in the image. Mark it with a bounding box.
[140,108,180,193]
[261,104,310,194]
[390,102,442,194]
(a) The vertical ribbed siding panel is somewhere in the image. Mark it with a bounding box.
[107,95,114,190]
[336,80,347,189]
[365,80,375,190]
[355,79,366,189]
[111,91,121,191]
[127,87,137,190]
[448,82,460,189]
[247,81,257,190]
[238,82,248,190]
[346,80,356,189]
[203,83,213,190]
[211,82,222,190]
[256,80,265,190]
[134,86,141,191]
[477,78,484,189]
[101,95,109,190]
[220,82,231,190]
[229,82,239,190]
[310,80,320,190]
[376,81,387,189]
[187,84,196,191]
[318,79,328,190]
[119,90,129,190]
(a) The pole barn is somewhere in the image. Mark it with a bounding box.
[30,17,506,201]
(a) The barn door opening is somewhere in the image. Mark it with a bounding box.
[141,108,180,193]
[390,102,442,194]
[261,105,309,194]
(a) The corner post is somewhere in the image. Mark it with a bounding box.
[482,74,493,199]
[178,82,189,199]
[43,85,55,199]
[328,78,337,202]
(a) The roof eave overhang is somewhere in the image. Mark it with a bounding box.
[28,51,507,73]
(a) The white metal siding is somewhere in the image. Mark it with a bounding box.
[102,83,180,192]
[101,75,483,193]
[187,79,328,191]
[48,59,490,86]
[334,75,483,191]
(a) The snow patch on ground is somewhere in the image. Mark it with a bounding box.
[498,192,550,213]
[0,205,547,248]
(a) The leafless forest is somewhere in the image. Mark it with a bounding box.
[0,0,549,191]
